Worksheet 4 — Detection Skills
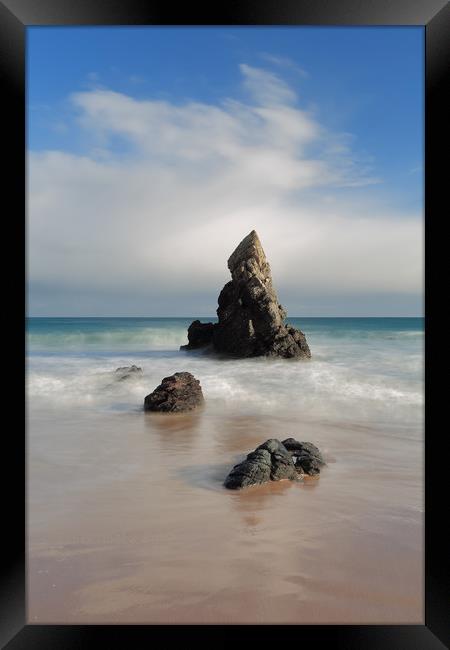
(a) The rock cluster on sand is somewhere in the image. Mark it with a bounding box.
[282,438,325,477]
[181,230,310,359]
[115,365,143,380]
[224,438,325,489]
[144,372,204,413]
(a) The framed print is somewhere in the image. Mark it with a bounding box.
[2,0,448,647]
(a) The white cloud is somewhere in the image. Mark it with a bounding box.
[28,64,423,315]
[239,63,298,106]
[259,52,308,77]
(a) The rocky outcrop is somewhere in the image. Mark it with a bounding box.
[281,438,326,477]
[180,321,215,351]
[115,365,143,380]
[181,230,311,359]
[224,439,296,489]
[224,438,324,489]
[144,372,204,412]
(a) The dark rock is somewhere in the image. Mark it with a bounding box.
[181,230,311,359]
[144,372,204,412]
[180,320,214,351]
[224,448,272,489]
[281,438,326,476]
[224,439,299,490]
[115,365,143,380]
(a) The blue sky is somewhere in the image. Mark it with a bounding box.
[27,27,424,316]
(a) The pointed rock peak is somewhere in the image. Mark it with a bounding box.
[180,230,311,359]
[227,229,266,273]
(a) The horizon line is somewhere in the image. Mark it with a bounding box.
[26,314,424,319]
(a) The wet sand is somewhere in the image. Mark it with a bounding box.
[27,406,423,624]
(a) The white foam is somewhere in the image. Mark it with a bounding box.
[26,318,424,432]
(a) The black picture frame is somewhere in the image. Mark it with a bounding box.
[3,0,448,647]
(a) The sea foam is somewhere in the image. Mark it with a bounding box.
[26,317,424,433]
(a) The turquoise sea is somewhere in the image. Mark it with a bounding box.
[27,316,424,431]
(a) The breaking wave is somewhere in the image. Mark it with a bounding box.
[26,317,424,431]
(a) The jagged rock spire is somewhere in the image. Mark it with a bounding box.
[181,231,311,359]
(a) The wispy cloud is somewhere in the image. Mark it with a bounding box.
[28,63,422,315]
[259,52,308,77]
[239,63,298,106]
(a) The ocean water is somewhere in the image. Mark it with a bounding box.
[27,316,423,430]
[27,317,424,624]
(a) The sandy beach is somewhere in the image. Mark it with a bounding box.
[28,400,423,623]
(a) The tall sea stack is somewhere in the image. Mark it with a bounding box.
[181,230,311,359]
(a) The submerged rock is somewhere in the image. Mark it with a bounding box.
[115,365,143,380]
[181,230,311,359]
[224,438,325,489]
[144,371,204,413]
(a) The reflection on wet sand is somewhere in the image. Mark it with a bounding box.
[28,406,423,624]
[229,480,294,528]
[176,462,234,492]
[213,413,272,446]
[144,410,202,434]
